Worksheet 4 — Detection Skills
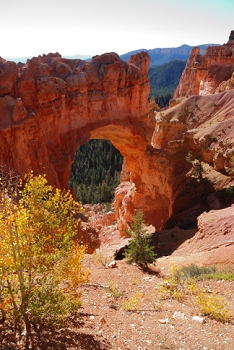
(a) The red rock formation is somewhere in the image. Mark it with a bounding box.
[174,32,234,98]
[167,206,234,266]
[116,88,234,233]
[0,51,156,236]
[0,52,150,190]
[214,71,234,93]
[1,32,234,246]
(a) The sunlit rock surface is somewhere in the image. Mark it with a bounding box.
[1,33,234,247]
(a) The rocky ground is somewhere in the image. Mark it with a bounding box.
[4,248,233,350]
[76,252,234,350]
[1,210,234,350]
[69,206,234,350]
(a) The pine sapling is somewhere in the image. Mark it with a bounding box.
[124,210,157,267]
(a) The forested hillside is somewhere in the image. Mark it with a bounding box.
[69,60,186,204]
[68,140,123,204]
[148,60,186,107]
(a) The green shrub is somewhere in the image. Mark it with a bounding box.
[124,210,157,267]
[178,264,217,280]
[224,186,234,200]
[178,264,234,281]
[210,135,217,142]
[185,151,193,163]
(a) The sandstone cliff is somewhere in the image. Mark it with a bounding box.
[116,32,234,236]
[0,51,150,189]
[174,32,234,98]
[1,33,234,248]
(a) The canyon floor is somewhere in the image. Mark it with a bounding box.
[75,252,234,350]
[1,207,234,350]
[4,229,233,350]
[77,219,234,350]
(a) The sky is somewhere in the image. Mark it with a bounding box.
[1,0,233,59]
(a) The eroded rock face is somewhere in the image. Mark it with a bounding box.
[116,89,234,234]
[0,51,150,190]
[0,51,156,235]
[1,35,234,241]
[174,32,234,98]
[167,206,234,266]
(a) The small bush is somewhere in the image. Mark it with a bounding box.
[192,160,204,177]
[131,278,140,285]
[185,151,193,163]
[210,135,217,142]
[195,292,231,322]
[158,262,186,301]
[205,270,234,281]
[106,280,121,299]
[145,291,164,310]
[178,264,234,281]
[122,291,143,311]
[223,186,234,202]
[28,280,81,327]
[157,263,232,322]
[92,250,110,267]
[178,264,217,280]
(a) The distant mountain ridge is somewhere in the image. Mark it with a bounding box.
[5,44,219,66]
[120,44,219,67]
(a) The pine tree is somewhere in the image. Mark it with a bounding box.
[124,210,157,267]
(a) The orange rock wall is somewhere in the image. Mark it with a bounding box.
[174,37,234,98]
[1,34,234,237]
[0,52,150,189]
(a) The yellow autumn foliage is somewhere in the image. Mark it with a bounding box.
[0,172,89,337]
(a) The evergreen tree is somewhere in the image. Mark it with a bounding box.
[124,210,157,267]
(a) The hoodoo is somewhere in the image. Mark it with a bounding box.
[174,32,234,97]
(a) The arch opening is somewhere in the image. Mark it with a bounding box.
[68,139,123,205]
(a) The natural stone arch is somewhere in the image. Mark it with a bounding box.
[1,51,169,233]
[0,51,207,234]
[2,50,232,235]
[0,52,150,186]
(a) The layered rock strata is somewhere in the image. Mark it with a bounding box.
[1,33,234,239]
[174,35,234,98]
[116,33,234,234]
[0,52,150,189]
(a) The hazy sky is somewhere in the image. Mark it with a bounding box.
[1,0,233,58]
